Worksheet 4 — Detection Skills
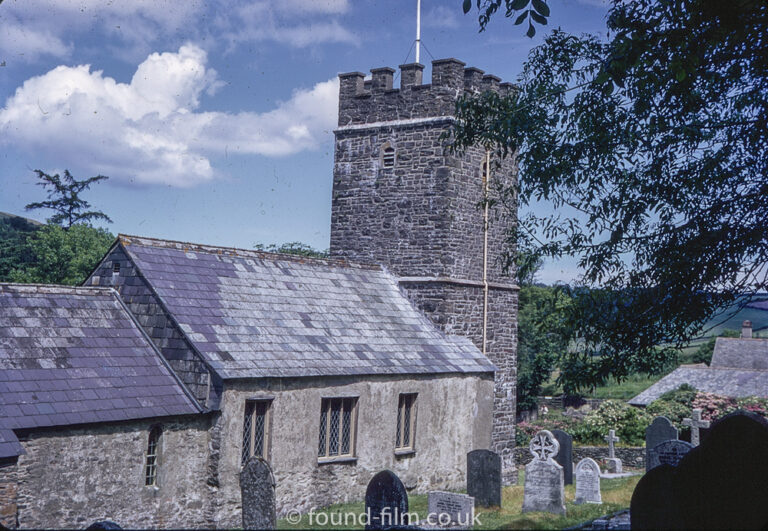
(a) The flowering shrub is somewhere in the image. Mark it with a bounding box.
[515,413,575,446]
[572,400,652,446]
[646,384,698,432]
[691,392,737,421]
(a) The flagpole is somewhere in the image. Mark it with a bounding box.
[416,0,421,64]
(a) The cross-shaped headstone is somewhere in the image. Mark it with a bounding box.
[683,408,711,446]
[604,429,619,458]
[529,430,560,461]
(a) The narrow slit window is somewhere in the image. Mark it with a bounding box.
[145,426,161,486]
[382,146,395,168]
[396,393,417,451]
[112,262,121,275]
[318,397,357,460]
[242,399,272,466]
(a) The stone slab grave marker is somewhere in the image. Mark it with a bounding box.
[240,456,276,530]
[574,458,602,505]
[551,429,573,485]
[467,449,501,507]
[365,470,409,530]
[427,491,475,528]
[647,439,693,470]
[645,416,678,471]
[603,429,622,473]
[682,408,710,446]
[522,430,566,515]
[631,411,768,530]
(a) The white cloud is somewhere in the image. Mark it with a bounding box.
[424,6,460,29]
[0,0,355,63]
[0,45,339,187]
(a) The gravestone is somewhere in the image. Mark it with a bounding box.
[467,449,501,507]
[603,429,622,473]
[427,491,475,527]
[645,416,678,471]
[630,464,685,530]
[551,429,573,485]
[682,408,710,446]
[574,458,601,505]
[365,470,409,530]
[240,456,276,530]
[522,430,566,515]
[647,439,693,470]
[630,411,768,530]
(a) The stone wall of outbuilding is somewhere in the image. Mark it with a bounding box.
[8,416,212,529]
[212,372,495,527]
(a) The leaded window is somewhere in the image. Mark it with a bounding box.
[145,426,161,486]
[396,393,417,451]
[318,397,357,460]
[242,399,272,466]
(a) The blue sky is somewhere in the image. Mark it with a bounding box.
[0,0,610,283]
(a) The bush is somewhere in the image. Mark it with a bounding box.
[646,384,698,432]
[515,411,578,446]
[572,400,651,446]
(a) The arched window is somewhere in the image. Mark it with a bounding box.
[145,426,161,486]
[382,144,395,168]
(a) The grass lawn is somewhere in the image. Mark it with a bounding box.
[541,370,665,400]
[277,469,640,530]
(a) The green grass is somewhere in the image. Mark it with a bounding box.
[540,371,665,400]
[277,470,640,530]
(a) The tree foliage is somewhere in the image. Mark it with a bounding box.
[25,169,112,228]
[463,0,551,37]
[0,215,40,281]
[452,0,768,390]
[8,224,114,286]
[254,241,329,258]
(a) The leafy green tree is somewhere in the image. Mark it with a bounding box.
[0,215,40,281]
[452,0,768,390]
[25,169,112,228]
[9,224,114,286]
[254,241,329,258]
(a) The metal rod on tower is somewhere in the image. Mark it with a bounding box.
[416,0,422,64]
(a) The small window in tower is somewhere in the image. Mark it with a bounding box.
[382,146,395,168]
[112,262,121,275]
[145,425,161,486]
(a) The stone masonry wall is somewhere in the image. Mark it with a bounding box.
[213,373,494,527]
[0,459,18,529]
[514,446,645,469]
[89,245,218,407]
[12,417,212,529]
[330,58,518,483]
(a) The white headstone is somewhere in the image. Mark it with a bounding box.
[426,491,475,527]
[522,430,566,515]
[574,458,602,505]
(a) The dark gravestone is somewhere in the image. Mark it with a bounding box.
[85,522,122,530]
[645,416,678,471]
[630,464,685,530]
[551,429,573,485]
[630,411,768,530]
[647,439,693,470]
[365,470,409,530]
[240,457,276,530]
[674,412,768,530]
[467,449,502,507]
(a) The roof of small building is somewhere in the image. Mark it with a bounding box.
[117,234,496,380]
[0,284,202,458]
[710,337,768,370]
[628,365,768,406]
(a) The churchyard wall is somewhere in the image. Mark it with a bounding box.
[212,372,494,526]
[513,446,645,468]
[9,416,212,529]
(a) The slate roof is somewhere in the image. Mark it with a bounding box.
[628,365,768,406]
[710,337,768,370]
[118,235,496,380]
[0,284,202,458]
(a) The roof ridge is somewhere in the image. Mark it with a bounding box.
[118,234,382,270]
[0,283,116,296]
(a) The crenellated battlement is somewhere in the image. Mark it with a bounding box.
[338,58,513,126]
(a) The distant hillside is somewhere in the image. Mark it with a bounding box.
[0,211,43,226]
[695,294,768,340]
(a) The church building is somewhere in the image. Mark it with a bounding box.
[0,58,518,529]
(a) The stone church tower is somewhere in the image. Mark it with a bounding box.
[330,58,519,482]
